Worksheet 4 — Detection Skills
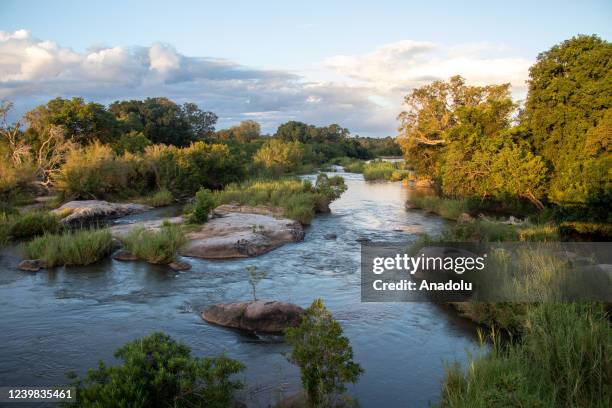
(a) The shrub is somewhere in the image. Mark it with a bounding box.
[342,158,365,173]
[286,299,363,407]
[122,221,185,264]
[55,142,149,199]
[362,160,395,181]
[112,131,151,155]
[22,229,112,267]
[139,189,174,207]
[8,211,61,240]
[67,332,245,408]
[144,142,245,197]
[408,196,471,220]
[187,188,216,224]
[0,161,36,203]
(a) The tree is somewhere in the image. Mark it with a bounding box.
[275,121,316,143]
[109,98,193,146]
[25,97,120,145]
[522,35,612,204]
[66,332,244,408]
[182,102,218,139]
[216,120,261,141]
[253,138,304,175]
[285,299,363,407]
[245,265,267,301]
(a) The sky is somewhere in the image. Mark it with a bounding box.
[1,0,610,136]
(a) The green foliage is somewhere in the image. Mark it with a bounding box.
[109,98,217,146]
[286,299,363,407]
[8,211,61,240]
[315,173,347,203]
[113,131,151,155]
[408,196,471,220]
[523,35,611,204]
[139,189,174,207]
[144,141,245,196]
[122,221,186,264]
[362,160,411,181]
[55,142,153,199]
[24,97,120,145]
[215,177,346,224]
[188,188,216,224]
[66,332,245,408]
[440,303,611,407]
[22,229,112,267]
[216,120,261,142]
[254,138,304,175]
[337,157,365,173]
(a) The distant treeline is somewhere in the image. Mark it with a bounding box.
[0,95,400,202]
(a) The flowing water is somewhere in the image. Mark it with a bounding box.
[0,170,481,407]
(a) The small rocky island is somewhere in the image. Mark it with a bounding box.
[202,300,304,333]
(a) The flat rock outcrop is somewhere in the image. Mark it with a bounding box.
[54,200,151,226]
[108,208,304,259]
[202,300,304,333]
[181,212,304,259]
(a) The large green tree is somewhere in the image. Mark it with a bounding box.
[522,35,611,204]
[25,97,120,145]
[109,98,217,146]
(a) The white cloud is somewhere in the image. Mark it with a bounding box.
[325,39,531,93]
[0,30,533,136]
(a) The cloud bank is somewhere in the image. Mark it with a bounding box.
[0,30,532,136]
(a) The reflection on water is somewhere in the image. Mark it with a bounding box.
[0,170,480,407]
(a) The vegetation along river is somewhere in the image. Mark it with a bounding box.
[0,170,481,407]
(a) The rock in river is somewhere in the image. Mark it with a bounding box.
[181,211,304,259]
[53,200,151,226]
[17,259,45,272]
[202,300,304,333]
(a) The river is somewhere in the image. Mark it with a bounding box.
[0,170,481,407]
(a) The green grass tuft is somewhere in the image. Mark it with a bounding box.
[122,221,186,264]
[22,229,112,267]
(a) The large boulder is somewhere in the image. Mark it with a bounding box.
[202,300,304,333]
[180,211,304,259]
[53,200,151,226]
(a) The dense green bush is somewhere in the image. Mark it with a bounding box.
[66,332,245,408]
[122,221,185,264]
[55,142,151,199]
[8,211,61,240]
[187,188,216,224]
[286,299,363,407]
[56,141,245,200]
[22,229,112,267]
[144,142,245,196]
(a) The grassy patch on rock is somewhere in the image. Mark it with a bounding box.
[22,229,112,267]
[122,221,186,264]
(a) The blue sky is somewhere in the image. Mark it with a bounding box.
[1,0,610,135]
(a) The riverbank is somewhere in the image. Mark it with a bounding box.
[410,213,611,407]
